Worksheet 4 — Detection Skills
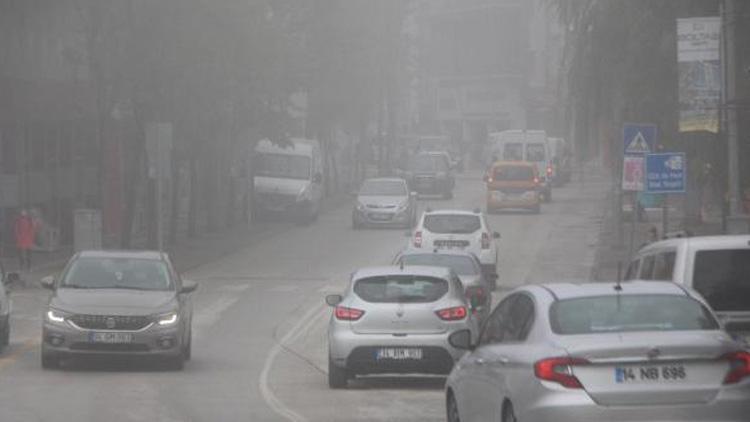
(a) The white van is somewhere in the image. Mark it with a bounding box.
[253,138,324,223]
[626,235,750,343]
[487,130,553,201]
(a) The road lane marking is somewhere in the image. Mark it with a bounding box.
[259,303,327,422]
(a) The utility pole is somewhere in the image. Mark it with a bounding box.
[724,0,741,215]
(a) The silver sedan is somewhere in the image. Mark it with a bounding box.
[352,178,417,229]
[326,265,479,388]
[445,281,750,422]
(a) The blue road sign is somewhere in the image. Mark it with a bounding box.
[646,153,686,194]
[623,124,657,155]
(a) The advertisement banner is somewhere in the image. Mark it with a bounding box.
[677,17,721,133]
[622,155,645,192]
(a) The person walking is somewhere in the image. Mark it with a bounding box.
[14,210,35,272]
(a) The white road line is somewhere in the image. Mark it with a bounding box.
[259,304,327,422]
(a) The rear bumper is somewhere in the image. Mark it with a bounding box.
[409,177,453,194]
[521,384,750,422]
[329,328,468,374]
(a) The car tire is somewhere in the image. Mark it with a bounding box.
[328,356,349,389]
[41,352,60,369]
[502,401,517,422]
[446,392,461,422]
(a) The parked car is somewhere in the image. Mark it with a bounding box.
[485,161,542,214]
[409,209,499,282]
[445,281,750,422]
[253,138,324,223]
[40,250,197,370]
[352,178,417,229]
[392,249,492,324]
[399,152,455,199]
[325,265,479,388]
[626,235,750,344]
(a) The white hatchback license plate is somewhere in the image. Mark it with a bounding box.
[615,365,687,383]
[89,332,134,344]
[376,348,423,360]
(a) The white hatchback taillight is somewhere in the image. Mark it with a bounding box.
[435,306,467,321]
[334,306,365,321]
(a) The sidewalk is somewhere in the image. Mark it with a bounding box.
[3,191,353,290]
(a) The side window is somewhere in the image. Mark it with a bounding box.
[639,255,655,279]
[506,295,535,342]
[624,259,640,281]
[451,275,465,297]
[479,295,516,345]
[652,252,676,281]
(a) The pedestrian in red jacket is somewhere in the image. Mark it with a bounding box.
[14,210,34,271]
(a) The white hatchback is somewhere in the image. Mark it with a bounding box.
[408,209,499,286]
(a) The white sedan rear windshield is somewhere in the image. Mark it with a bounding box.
[423,215,481,234]
[354,276,449,303]
[550,295,719,335]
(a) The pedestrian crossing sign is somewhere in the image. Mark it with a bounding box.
[623,124,656,155]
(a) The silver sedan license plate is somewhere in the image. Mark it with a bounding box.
[89,332,134,344]
[376,348,423,360]
[615,365,686,383]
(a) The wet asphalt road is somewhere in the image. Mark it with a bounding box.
[0,168,606,422]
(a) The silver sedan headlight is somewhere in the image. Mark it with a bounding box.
[46,309,70,325]
[155,311,179,326]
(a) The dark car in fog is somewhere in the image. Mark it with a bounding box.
[399,152,455,199]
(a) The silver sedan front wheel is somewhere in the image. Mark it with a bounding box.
[446,392,461,422]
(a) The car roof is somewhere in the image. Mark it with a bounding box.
[76,250,166,261]
[537,281,689,301]
[255,138,317,155]
[353,265,453,280]
[639,235,750,253]
[423,209,481,216]
[399,248,477,258]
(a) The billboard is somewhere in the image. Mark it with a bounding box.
[677,17,721,133]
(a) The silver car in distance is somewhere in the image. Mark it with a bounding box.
[326,265,479,389]
[445,281,750,422]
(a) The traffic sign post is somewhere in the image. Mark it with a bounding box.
[646,152,687,237]
[621,123,656,253]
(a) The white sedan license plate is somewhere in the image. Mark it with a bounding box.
[615,365,686,383]
[89,332,134,344]
[376,348,423,360]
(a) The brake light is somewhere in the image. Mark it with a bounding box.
[435,306,467,321]
[534,357,589,389]
[334,306,365,321]
[546,166,553,175]
[533,177,540,185]
[481,232,490,249]
[414,231,423,248]
[723,351,750,384]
